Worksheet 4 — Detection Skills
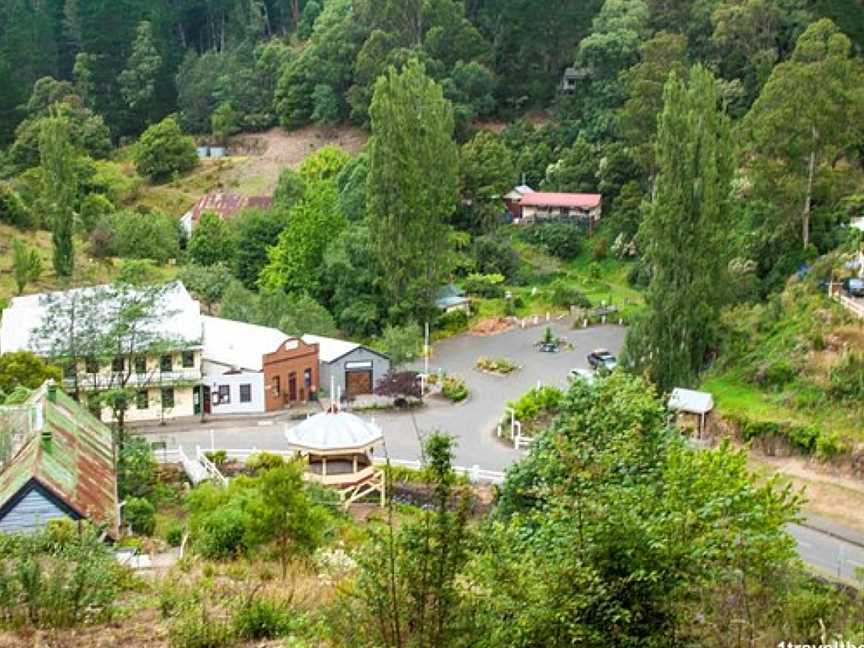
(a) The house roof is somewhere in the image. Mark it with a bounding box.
[285,411,382,453]
[504,185,535,201]
[518,192,602,209]
[435,284,470,309]
[667,388,714,415]
[0,383,119,538]
[0,282,203,356]
[202,316,289,372]
[301,335,361,363]
[186,193,272,225]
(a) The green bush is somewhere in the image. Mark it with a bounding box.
[729,413,832,456]
[195,507,248,559]
[507,386,563,423]
[752,359,798,390]
[472,235,520,278]
[0,182,33,228]
[591,235,609,260]
[232,597,292,640]
[441,376,469,402]
[520,222,582,258]
[475,357,518,374]
[828,351,864,402]
[204,449,227,466]
[124,497,156,536]
[0,525,127,629]
[166,522,184,547]
[463,273,505,298]
[90,210,180,262]
[549,280,591,308]
[246,451,285,473]
[134,116,198,183]
[118,437,156,500]
[169,604,234,648]
[437,309,469,334]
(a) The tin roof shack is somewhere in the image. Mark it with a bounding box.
[180,192,273,235]
[301,335,391,400]
[0,382,119,539]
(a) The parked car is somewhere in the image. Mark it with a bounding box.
[587,349,617,372]
[569,368,595,384]
[539,342,559,353]
[842,277,864,298]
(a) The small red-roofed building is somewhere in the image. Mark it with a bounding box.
[181,193,273,235]
[517,191,603,230]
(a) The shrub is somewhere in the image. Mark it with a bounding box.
[472,235,520,278]
[549,280,591,308]
[475,357,519,375]
[375,370,422,399]
[246,451,286,473]
[78,193,114,233]
[118,437,156,500]
[521,222,582,258]
[828,351,864,402]
[195,507,249,559]
[591,235,609,260]
[90,210,180,262]
[124,497,156,536]
[0,525,127,629]
[169,604,234,648]
[437,309,469,334]
[441,376,469,402]
[204,450,227,466]
[232,597,292,640]
[463,273,505,298]
[507,386,563,422]
[0,182,33,228]
[134,116,198,182]
[752,359,798,390]
[166,522,184,547]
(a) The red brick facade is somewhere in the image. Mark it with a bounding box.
[262,338,319,412]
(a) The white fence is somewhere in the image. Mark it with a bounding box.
[152,446,505,484]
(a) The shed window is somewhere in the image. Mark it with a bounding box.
[161,388,175,408]
[160,354,173,372]
[272,376,280,395]
[218,385,230,404]
[134,356,147,373]
[136,390,148,410]
[239,384,251,403]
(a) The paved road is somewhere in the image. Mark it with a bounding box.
[135,321,864,585]
[143,321,627,471]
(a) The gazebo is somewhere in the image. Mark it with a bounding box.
[284,411,385,506]
[667,388,714,439]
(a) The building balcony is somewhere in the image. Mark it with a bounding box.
[63,368,202,392]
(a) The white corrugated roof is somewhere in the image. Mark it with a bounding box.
[301,334,360,363]
[285,411,382,453]
[201,316,288,372]
[0,282,203,355]
[668,388,714,415]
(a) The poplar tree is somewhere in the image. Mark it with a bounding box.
[39,113,78,278]
[627,65,735,391]
[366,59,458,320]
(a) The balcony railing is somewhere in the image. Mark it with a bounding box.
[63,368,202,391]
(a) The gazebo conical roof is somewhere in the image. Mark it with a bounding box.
[285,411,382,454]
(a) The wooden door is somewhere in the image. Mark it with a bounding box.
[346,370,372,397]
[288,373,297,402]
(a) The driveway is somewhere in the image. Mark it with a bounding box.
[141,322,627,471]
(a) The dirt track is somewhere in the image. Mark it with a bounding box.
[225,125,368,194]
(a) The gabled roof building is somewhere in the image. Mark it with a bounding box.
[0,382,119,538]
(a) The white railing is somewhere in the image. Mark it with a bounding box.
[496,408,534,450]
[829,283,864,320]
[151,446,506,484]
[195,447,229,487]
[64,368,202,391]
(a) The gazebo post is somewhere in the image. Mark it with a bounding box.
[352,455,358,473]
[322,457,327,477]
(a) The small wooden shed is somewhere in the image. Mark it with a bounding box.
[667,388,714,439]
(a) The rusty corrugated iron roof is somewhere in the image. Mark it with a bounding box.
[0,385,119,538]
[189,193,273,226]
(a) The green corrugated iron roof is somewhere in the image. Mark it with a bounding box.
[0,384,119,538]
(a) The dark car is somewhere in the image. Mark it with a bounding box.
[842,277,864,298]
[587,349,617,371]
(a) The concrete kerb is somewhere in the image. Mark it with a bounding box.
[800,514,864,551]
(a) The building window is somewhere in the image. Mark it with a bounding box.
[63,362,76,379]
[160,354,172,372]
[272,376,280,395]
[136,390,148,410]
[303,368,312,388]
[134,356,147,373]
[112,356,125,372]
[218,384,230,404]
[85,357,99,374]
[240,384,251,403]
[161,387,175,408]
[182,351,194,368]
